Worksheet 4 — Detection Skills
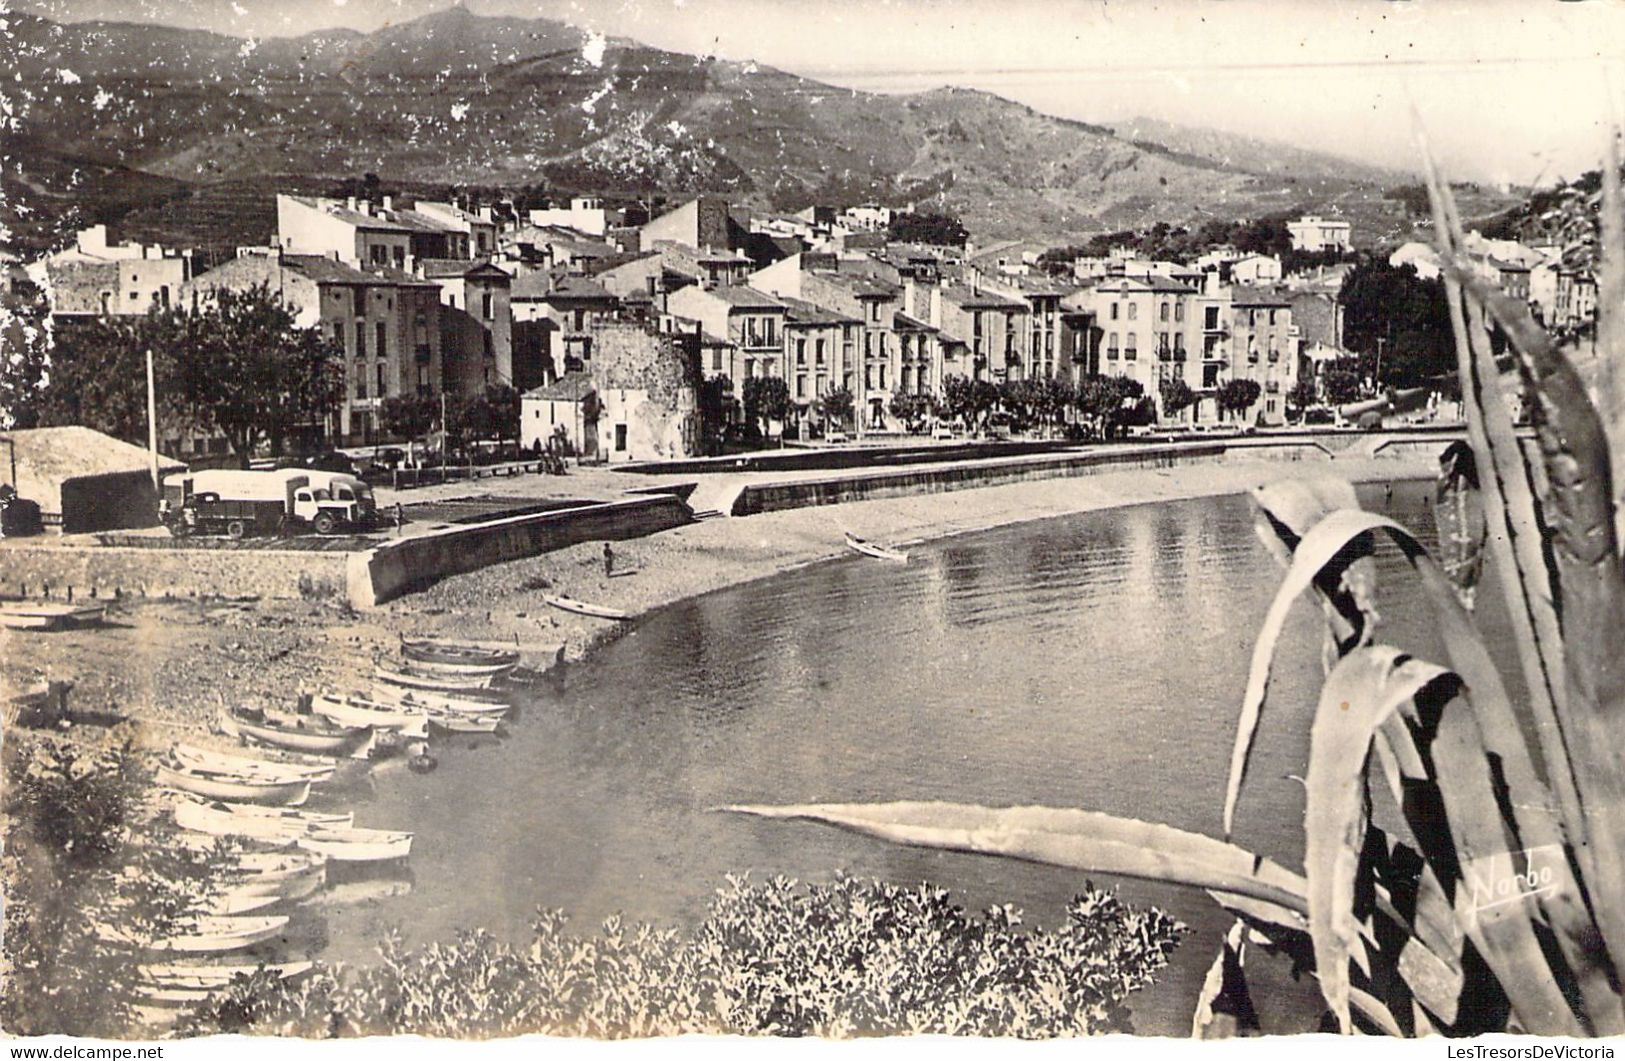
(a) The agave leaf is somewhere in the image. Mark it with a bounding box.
[1423,158,1580,850]
[1252,477,1379,662]
[721,801,1309,912]
[1395,679,1588,1035]
[1192,921,1260,1039]
[1596,138,1625,486]
[1432,440,1487,610]
[1304,647,1452,1033]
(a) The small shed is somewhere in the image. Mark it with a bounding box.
[520,374,598,459]
[1,426,185,533]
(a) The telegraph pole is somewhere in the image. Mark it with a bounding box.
[145,349,160,490]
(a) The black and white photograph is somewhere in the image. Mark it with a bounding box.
[2,0,1624,1045]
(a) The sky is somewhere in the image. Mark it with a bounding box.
[17,0,1625,185]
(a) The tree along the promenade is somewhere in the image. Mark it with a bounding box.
[742,375,791,438]
[819,385,855,431]
[1323,367,1362,406]
[380,392,438,457]
[1074,374,1148,438]
[1159,378,1197,422]
[1337,259,1455,387]
[1287,376,1320,418]
[888,391,930,433]
[698,376,734,452]
[16,314,165,446]
[1216,378,1262,421]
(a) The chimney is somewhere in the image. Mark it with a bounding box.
[382,195,394,212]
[347,196,358,212]
[929,285,943,329]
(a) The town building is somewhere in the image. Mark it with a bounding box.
[1228,285,1301,425]
[778,296,860,431]
[528,197,614,237]
[665,283,787,384]
[412,201,499,258]
[182,248,447,445]
[1286,215,1352,253]
[275,195,413,270]
[417,260,513,396]
[510,273,622,380]
[34,226,195,320]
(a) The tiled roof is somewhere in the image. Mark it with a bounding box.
[511,274,616,301]
[418,258,509,280]
[778,295,858,325]
[893,312,938,332]
[940,282,1026,310]
[524,372,595,402]
[705,283,786,310]
[1230,284,1291,307]
[285,195,412,233]
[281,254,383,285]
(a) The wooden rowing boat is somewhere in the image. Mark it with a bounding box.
[138,960,314,992]
[401,636,520,667]
[313,693,429,735]
[0,602,107,631]
[296,826,413,863]
[844,533,908,563]
[171,794,352,830]
[102,915,289,954]
[427,712,503,736]
[220,707,376,757]
[156,763,310,807]
[399,638,519,677]
[201,887,284,916]
[543,594,630,621]
[373,663,499,693]
[368,684,510,717]
[172,799,308,843]
[173,742,335,783]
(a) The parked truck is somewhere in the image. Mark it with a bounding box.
[161,468,379,538]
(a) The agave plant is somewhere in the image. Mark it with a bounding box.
[730,148,1625,1037]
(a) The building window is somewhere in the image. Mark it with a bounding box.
[333,321,345,348]
[483,293,494,320]
[1106,332,1119,360]
[1205,306,1219,329]
[376,362,386,396]
[796,339,807,366]
[1159,301,1169,322]
[1268,337,1279,362]
[1110,302,1119,321]
[376,321,387,359]
[355,321,367,358]
[1127,302,1138,321]
[615,424,628,451]
[1174,302,1184,323]
[796,375,807,398]
[1125,334,1138,360]
[1158,332,1170,359]
[816,338,826,365]
[354,289,367,316]
[712,349,723,371]
[1174,333,1186,360]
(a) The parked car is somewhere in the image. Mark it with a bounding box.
[276,451,356,476]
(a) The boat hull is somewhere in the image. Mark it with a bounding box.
[174,742,334,783]
[156,764,310,807]
[296,828,413,863]
[374,664,498,693]
[221,709,375,757]
[313,694,429,735]
[543,594,630,621]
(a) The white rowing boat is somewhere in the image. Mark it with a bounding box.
[368,683,510,717]
[543,594,630,621]
[102,915,289,954]
[173,742,335,783]
[0,602,107,631]
[172,798,331,843]
[156,763,310,808]
[844,533,909,563]
[220,707,376,758]
[313,693,429,735]
[171,793,352,830]
[373,663,499,693]
[138,960,314,992]
[296,826,413,863]
[427,711,503,736]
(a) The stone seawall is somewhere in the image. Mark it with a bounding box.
[0,542,351,602]
[732,444,1231,515]
[348,494,693,608]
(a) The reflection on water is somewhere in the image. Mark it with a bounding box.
[321,480,1514,1035]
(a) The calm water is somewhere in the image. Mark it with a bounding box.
[322,481,1515,1035]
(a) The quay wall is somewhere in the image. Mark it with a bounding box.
[0,542,351,602]
[348,495,692,608]
[729,433,1467,516]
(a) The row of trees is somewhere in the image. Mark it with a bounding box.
[4,284,344,462]
[377,385,522,458]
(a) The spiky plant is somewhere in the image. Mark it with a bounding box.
[730,143,1625,1036]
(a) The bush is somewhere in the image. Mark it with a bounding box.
[2,733,216,1037]
[181,874,1183,1039]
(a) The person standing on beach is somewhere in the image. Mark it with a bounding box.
[603,542,615,577]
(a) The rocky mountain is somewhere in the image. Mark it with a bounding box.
[1112,116,1412,187]
[2,5,1444,256]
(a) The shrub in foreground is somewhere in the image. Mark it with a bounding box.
[182,874,1183,1038]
